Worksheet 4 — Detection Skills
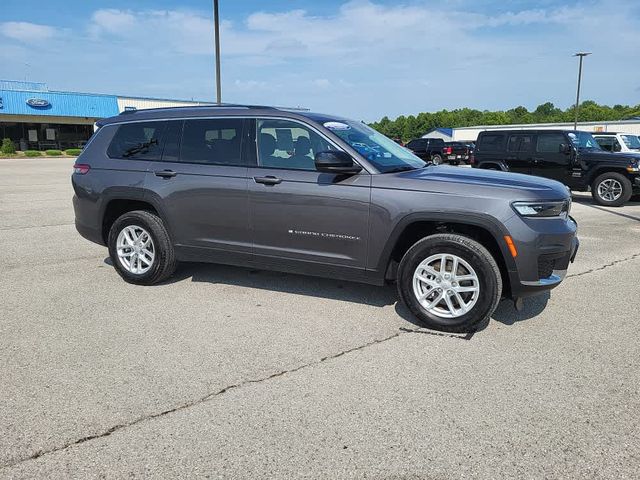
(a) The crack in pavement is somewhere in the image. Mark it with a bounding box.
[2,251,638,471]
[566,252,640,279]
[1,328,430,471]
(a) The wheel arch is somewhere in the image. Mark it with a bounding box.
[100,191,171,244]
[379,212,516,297]
[587,166,633,186]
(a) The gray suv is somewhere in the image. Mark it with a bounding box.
[73,105,579,332]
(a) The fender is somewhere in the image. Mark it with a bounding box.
[373,210,518,277]
[98,187,176,244]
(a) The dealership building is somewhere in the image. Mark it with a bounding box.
[0,80,209,150]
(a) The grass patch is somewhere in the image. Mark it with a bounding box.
[45,149,63,156]
[64,148,82,156]
[24,150,43,157]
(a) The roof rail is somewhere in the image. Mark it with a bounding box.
[117,103,280,115]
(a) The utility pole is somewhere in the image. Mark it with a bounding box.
[213,0,222,104]
[573,52,591,130]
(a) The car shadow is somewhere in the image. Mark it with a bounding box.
[103,258,551,331]
[168,261,398,308]
[491,292,550,325]
[572,194,640,222]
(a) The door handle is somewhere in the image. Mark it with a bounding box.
[253,175,282,185]
[154,170,177,178]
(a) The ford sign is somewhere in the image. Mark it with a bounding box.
[26,98,50,108]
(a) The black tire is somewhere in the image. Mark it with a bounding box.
[591,172,632,207]
[107,210,176,285]
[431,154,443,165]
[397,234,502,333]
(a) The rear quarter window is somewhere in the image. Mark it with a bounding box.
[478,133,506,151]
[107,121,167,160]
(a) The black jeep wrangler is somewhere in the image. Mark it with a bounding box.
[471,129,640,206]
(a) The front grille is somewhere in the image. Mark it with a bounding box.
[538,257,556,279]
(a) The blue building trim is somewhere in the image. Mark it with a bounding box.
[0,89,119,118]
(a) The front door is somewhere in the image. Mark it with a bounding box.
[145,118,253,259]
[248,118,371,269]
[534,132,572,184]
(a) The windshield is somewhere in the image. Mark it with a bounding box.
[621,134,640,150]
[323,120,426,173]
[567,131,602,150]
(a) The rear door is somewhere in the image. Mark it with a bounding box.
[145,117,253,259]
[247,117,371,269]
[506,133,535,174]
[533,132,572,184]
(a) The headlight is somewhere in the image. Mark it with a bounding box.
[512,200,571,218]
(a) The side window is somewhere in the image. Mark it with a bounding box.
[180,118,244,165]
[107,121,167,160]
[613,138,622,152]
[536,133,566,153]
[479,133,506,151]
[595,137,613,152]
[507,135,534,152]
[257,119,334,171]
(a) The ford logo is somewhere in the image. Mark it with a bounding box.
[26,98,50,108]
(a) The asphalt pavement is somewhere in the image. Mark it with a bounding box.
[1,158,639,479]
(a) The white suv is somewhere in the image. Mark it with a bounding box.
[593,132,640,153]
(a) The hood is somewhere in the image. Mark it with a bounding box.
[372,165,570,201]
[578,149,640,164]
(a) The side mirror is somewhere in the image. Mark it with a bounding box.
[315,151,362,175]
[559,143,572,154]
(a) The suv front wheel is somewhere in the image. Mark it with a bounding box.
[591,172,632,207]
[108,210,176,285]
[397,234,502,333]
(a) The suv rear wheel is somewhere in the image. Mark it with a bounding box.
[108,210,176,285]
[397,234,502,333]
[591,172,632,207]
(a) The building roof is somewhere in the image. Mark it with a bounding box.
[423,127,453,137]
[0,88,119,118]
[0,79,209,119]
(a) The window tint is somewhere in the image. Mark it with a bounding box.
[180,118,244,165]
[536,133,566,153]
[107,121,167,160]
[479,133,506,150]
[507,134,534,152]
[407,139,424,150]
[595,136,613,152]
[257,119,334,171]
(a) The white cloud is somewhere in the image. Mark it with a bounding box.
[0,21,56,43]
[0,0,639,120]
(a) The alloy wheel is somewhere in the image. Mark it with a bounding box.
[116,225,155,274]
[412,253,480,318]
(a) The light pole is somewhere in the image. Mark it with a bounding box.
[213,0,222,104]
[573,52,591,130]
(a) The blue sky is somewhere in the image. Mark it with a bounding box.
[1,0,639,121]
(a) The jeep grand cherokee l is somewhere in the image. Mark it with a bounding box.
[471,129,640,206]
[73,105,579,332]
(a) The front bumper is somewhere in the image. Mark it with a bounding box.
[506,214,579,299]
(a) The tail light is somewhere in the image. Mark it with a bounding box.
[443,146,452,155]
[73,164,90,174]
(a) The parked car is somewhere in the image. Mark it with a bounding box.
[405,137,446,164]
[442,141,474,165]
[592,132,640,154]
[73,106,578,333]
[471,129,640,206]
